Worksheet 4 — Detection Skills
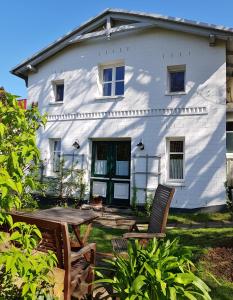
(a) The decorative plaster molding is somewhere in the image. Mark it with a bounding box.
[47,107,207,122]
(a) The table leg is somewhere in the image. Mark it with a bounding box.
[82,223,93,245]
[72,225,84,247]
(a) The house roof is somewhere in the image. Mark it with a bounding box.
[11,8,233,81]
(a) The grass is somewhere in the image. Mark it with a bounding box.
[168,212,232,225]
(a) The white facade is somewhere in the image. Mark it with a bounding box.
[12,10,229,209]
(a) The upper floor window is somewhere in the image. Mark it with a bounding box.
[167,139,185,181]
[102,65,125,97]
[52,80,64,103]
[55,83,64,102]
[168,65,186,93]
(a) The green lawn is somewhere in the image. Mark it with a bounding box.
[168,212,232,225]
[87,224,233,300]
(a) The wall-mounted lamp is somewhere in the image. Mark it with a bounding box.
[136,140,144,150]
[73,140,80,149]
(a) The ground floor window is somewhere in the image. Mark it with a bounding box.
[227,122,233,153]
[50,139,61,172]
[167,138,184,181]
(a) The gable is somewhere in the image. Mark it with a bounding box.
[11,8,233,81]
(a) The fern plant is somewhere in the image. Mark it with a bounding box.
[95,238,211,300]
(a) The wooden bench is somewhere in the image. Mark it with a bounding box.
[0,213,96,300]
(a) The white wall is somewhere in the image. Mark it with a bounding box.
[28,28,226,209]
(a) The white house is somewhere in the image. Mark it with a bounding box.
[11,9,233,210]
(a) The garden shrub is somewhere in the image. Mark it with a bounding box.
[0,88,57,299]
[96,238,212,300]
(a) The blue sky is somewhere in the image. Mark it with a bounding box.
[1,0,233,98]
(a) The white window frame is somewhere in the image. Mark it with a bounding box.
[166,65,186,95]
[51,80,64,103]
[49,139,62,173]
[100,64,125,97]
[166,137,185,185]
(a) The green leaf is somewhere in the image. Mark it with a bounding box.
[132,275,146,292]
[169,287,177,300]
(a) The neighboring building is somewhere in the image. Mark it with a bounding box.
[11,9,233,210]
[18,99,27,109]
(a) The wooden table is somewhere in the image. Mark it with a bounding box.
[23,207,99,247]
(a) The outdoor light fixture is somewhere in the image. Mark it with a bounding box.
[72,140,80,149]
[136,140,144,150]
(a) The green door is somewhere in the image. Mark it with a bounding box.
[91,141,131,206]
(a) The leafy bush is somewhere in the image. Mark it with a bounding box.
[95,238,212,300]
[0,89,57,299]
[0,215,57,299]
[145,192,154,217]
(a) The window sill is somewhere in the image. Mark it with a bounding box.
[49,101,64,106]
[95,95,124,100]
[165,91,187,96]
[165,181,185,187]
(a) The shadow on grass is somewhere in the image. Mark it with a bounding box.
[168,212,232,224]
[167,228,233,253]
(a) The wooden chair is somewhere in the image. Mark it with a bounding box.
[112,184,175,253]
[1,213,96,300]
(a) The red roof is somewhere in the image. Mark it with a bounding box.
[18,99,27,109]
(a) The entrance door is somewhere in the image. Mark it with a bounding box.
[91,141,131,206]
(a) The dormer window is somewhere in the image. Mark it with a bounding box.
[101,65,125,97]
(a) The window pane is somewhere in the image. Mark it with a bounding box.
[103,83,112,96]
[95,143,108,175]
[116,143,130,176]
[103,68,112,82]
[169,154,183,179]
[116,66,125,80]
[170,71,184,92]
[56,84,64,101]
[227,122,233,131]
[53,140,61,172]
[170,141,183,152]
[54,140,61,152]
[227,132,233,153]
[115,81,124,96]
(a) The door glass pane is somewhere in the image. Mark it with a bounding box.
[93,181,107,197]
[169,154,183,179]
[95,143,108,175]
[116,143,130,176]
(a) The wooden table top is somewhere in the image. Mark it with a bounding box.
[23,207,99,226]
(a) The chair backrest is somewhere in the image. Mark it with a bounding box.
[6,213,71,270]
[147,184,175,233]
